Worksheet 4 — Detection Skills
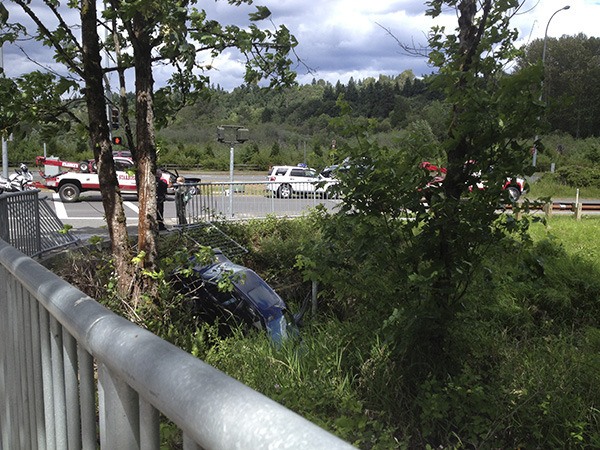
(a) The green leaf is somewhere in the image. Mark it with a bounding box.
[249,6,271,21]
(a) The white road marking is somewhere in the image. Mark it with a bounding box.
[124,201,139,213]
[52,193,68,219]
[51,194,141,222]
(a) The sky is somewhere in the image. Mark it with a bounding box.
[2,0,599,92]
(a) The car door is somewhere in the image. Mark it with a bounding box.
[267,166,288,193]
[114,157,137,193]
[290,168,317,193]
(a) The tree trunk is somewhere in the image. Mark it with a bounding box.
[80,0,135,297]
[131,11,160,290]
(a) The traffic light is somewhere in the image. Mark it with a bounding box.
[236,127,249,143]
[111,107,120,130]
[112,136,123,145]
[217,125,249,144]
[217,126,226,143]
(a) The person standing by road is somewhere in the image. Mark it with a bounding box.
[156,169,168,231]
[174,176,191,225]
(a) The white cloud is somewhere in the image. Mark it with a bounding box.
[2,0,599,91]
[513,0,598,45]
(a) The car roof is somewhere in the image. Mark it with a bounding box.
[195,257,286,316]
[271,165,316,170]
[270,166,319,175]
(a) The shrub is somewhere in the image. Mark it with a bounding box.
[554,165,600,188]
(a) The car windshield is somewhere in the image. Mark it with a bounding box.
[234,270,285,310]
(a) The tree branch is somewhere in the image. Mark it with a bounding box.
[11,0,85,79]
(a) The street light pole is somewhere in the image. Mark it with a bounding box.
[1,43,7,179]
[533,4,570,167]
[541,5,570,102]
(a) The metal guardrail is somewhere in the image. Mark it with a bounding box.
[0,190,79,257]
[0,240,355,449]
[506,200,600,220]
[178,181,341,224]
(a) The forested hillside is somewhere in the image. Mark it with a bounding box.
[155,69,448,170]
[8,34,600,177]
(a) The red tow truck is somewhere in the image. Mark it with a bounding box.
[35,155,171,203]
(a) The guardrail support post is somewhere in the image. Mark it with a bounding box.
[573,202,583,220]
[543,201,553,219]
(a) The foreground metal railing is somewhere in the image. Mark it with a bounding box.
[0,190,79,257]
[0,240,354,449]
[177,181,341,224]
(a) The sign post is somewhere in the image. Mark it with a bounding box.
[217,125,249,217]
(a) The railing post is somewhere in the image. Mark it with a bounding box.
[38,303,56,449]
[29,298,47,450]
[34,192,42,255]
[50,316,68,449]
[0,267,6,450]
[99,363,140,449]
[573,202,583,220]
[543,201,553,219]
[78,346,97,450]
[0,195,8,242]
[22,286,38,449]
[0,265,16,449]
[139,398,160,450]
[13,280,28,448]
[63,330,81,449]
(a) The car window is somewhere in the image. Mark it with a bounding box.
[274,168,288,176]
[234,270,284,310]
[114,158,134,171]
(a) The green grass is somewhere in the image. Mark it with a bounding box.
[526,175,600,200]
[530,215,600,267]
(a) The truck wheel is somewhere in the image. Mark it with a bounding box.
[59,183,81,203]
[79,161,90,173]
[506,186,521,202]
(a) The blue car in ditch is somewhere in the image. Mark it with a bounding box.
[172,250,299,345]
